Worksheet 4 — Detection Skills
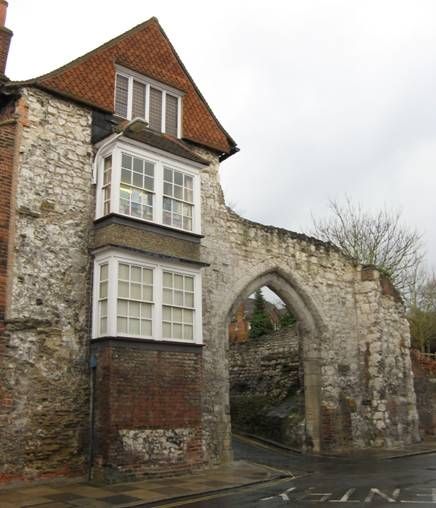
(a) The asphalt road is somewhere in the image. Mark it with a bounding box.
[147,435,436,507]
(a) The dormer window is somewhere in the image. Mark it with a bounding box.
[114,67,182,137]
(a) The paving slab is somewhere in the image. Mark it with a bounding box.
[0,460,285,507]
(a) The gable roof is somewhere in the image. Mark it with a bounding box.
[5,17,237,156]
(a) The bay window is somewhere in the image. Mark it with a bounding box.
[93,249,202,343]
[96,141,202,234]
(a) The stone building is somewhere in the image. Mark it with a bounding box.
[0,3,421,486]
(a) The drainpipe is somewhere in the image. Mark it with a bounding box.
[88,353,97,480]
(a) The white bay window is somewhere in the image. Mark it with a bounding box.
[93,249,203,343]
[96,141,202,234]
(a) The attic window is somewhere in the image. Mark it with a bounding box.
[115,69,182,138]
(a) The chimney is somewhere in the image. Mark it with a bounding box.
[0,0,12,77]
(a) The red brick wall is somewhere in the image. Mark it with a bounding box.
[92,340,204,481]
[0,98,17,334]
[411,349,436,436]
[0,27,12,75]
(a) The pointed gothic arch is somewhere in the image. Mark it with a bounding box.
[222,266,327,452]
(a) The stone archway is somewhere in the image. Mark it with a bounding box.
[224,268,327,452]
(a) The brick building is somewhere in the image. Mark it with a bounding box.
[0,3,422,486]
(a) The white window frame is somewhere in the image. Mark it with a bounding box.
[92,248,203,344]
[114,65,183,138]
[95,138,202,235]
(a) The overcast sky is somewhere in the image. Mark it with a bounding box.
[6,0,436,272]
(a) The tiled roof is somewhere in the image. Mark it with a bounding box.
[5,18,236,155]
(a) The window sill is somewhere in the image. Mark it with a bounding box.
[91,335,204,353]
[94,213,204,242]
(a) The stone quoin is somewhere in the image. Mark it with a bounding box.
[0,7,421,486]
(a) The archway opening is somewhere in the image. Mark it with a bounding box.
[225,270,323,452]
[228,285,305,449]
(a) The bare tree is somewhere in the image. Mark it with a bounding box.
[312,198,423,295]
[408,274,436,351]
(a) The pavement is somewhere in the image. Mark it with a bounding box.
[2,435,436,508]
[0,459,286,508]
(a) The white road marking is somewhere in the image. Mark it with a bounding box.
[329,488,359,502]
[364,488,400,503]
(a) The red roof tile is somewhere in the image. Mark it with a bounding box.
[10,18,236,155]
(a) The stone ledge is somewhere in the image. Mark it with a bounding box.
[91,336,204,353]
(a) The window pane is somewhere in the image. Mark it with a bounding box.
[185,293,194,308]
[163,306,172,320]
[141,303,152,319]
[163,288,172,305]
[185,277,194,291]
[183,309,194,324]
[118,299,128,316]
[174,185,183,200]
[132,80,146,119]
[122,153,132,170]
[185,175,193,190]
[117,317,128,333]
[133,172,143,188]
[164,182,172,197]
[183,325,193,341]
[129,319,140,335]
[131,283,141,299]
[130,301,140,317]
[163,272,172,287]
[100,264,108,281]
[173,214,182,229]
[141,319,152,336]
[144,162,154,177]
[174,290,184,306]
[163,211,171,225]
[118,281,129,298]
[115,74,129,117]
[183,217,192,231]
[164,167,173,182]
[120,199,130,215]
[121,168,131,184]
[133,157,143,173]
[119,264,130,280]
[131,202,141,217]
[174,171,183,186]
[149,87,162,131]
[174,274,183,290]
[163,322,171,338]
[165,94,178,137]
[100,300,107,316]
[143,269,153,284]
[144,177,154,191]
[131,266,142,282]
[100,281,108,299]
[173,323,183,339]
[143,285,153,301]
[173,307,183,322]
[100,317,107,335]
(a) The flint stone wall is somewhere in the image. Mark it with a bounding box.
[229,326,305,447]
[229,326,300,400]
[0,88,94,483]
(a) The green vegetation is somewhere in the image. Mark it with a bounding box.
[249,288,273,338]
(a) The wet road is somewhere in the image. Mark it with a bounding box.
[147,435,436,507]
